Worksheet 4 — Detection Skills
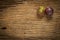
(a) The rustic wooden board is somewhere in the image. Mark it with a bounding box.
[0,0,60,40]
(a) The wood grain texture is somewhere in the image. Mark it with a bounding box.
[0,0,60,40]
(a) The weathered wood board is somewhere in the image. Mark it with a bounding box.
[0,0,60,40]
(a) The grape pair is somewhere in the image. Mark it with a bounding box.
[38,6,54,18]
